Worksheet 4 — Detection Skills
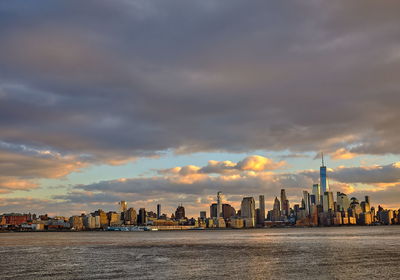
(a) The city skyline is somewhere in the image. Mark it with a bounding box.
[1,1,400,217]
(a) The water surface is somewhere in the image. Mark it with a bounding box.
[1,226,399,279]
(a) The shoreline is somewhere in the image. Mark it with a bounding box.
[1,224,399,233]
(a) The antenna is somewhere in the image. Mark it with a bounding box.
[321,152,325,167]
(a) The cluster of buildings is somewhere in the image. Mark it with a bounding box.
[1,158,400,231]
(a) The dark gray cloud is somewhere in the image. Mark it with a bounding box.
[0,0,400,184]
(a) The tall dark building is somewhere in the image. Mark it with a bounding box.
[280,189,290,216]
[157,204,161,219]
[210,203,218,218]
[259,195,265,223]
[222,204,236,219]
[200,211,207,219]
[138,208,147,225]
[175,205,186,220]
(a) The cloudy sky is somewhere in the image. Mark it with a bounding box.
[1,0,399,217]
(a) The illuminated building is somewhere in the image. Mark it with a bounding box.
[107,212,121,226]
[94,209,109,228]
[241,197,256,227]
[119,201,127,213]
[271,197,281,221]
[312,184,321,205]
[336,192,350,211]
[69,216,84,230]
[0,214,29,226]
[83,215,96,229]
[323,192,334,213]
[124,208,137,225]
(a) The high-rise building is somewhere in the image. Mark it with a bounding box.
[210,203,218,218]
[259,195,265,223]
[94,209,109,228]
[241,197,256,223]
[280,189,290,216]
[362,196,371,213]
[310,194,316,205]
[336,192,350,212]
[323,192,334,213]
[312,184,321,205]
[320,153,329,194]
[222,204,236,219]
[217,191,223,219]
[119,201,127,213]
[175,205,186,220]
[200,211,207,219]
[124,208,137,225]
[303,191,310,215]
[157,204,161,219]
[108,212,121,226]
[272,197,281,221]
[138,208,147,225]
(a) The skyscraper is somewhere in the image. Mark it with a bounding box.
[210,203,218,218]
[363,196,371,212]
[259,195,265,223]
[217,191,223,219]
[124,207,137,225]
[323,192,334,213]
[320,153,329,194]
[138,208,147,225]
[337,192,350,212]
[119,201,127,213]
[312,184,321,205]
[241,197,256,226]
[272,197,281,221]
[303,191,310,215]
[157,204,161,219]
[222,204,236,219]
[280,189,290,216]
[280,189,287,210]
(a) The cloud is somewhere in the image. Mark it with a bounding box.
[160,155,285,175]
[330,148,359,160]
[0,177,38,193]
[0,141,88,193]
[0,0,398,173]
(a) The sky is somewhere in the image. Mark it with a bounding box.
[0,0,400,217]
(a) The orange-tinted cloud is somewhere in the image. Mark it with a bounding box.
[159,155,285,176]
[331,148,359,160]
